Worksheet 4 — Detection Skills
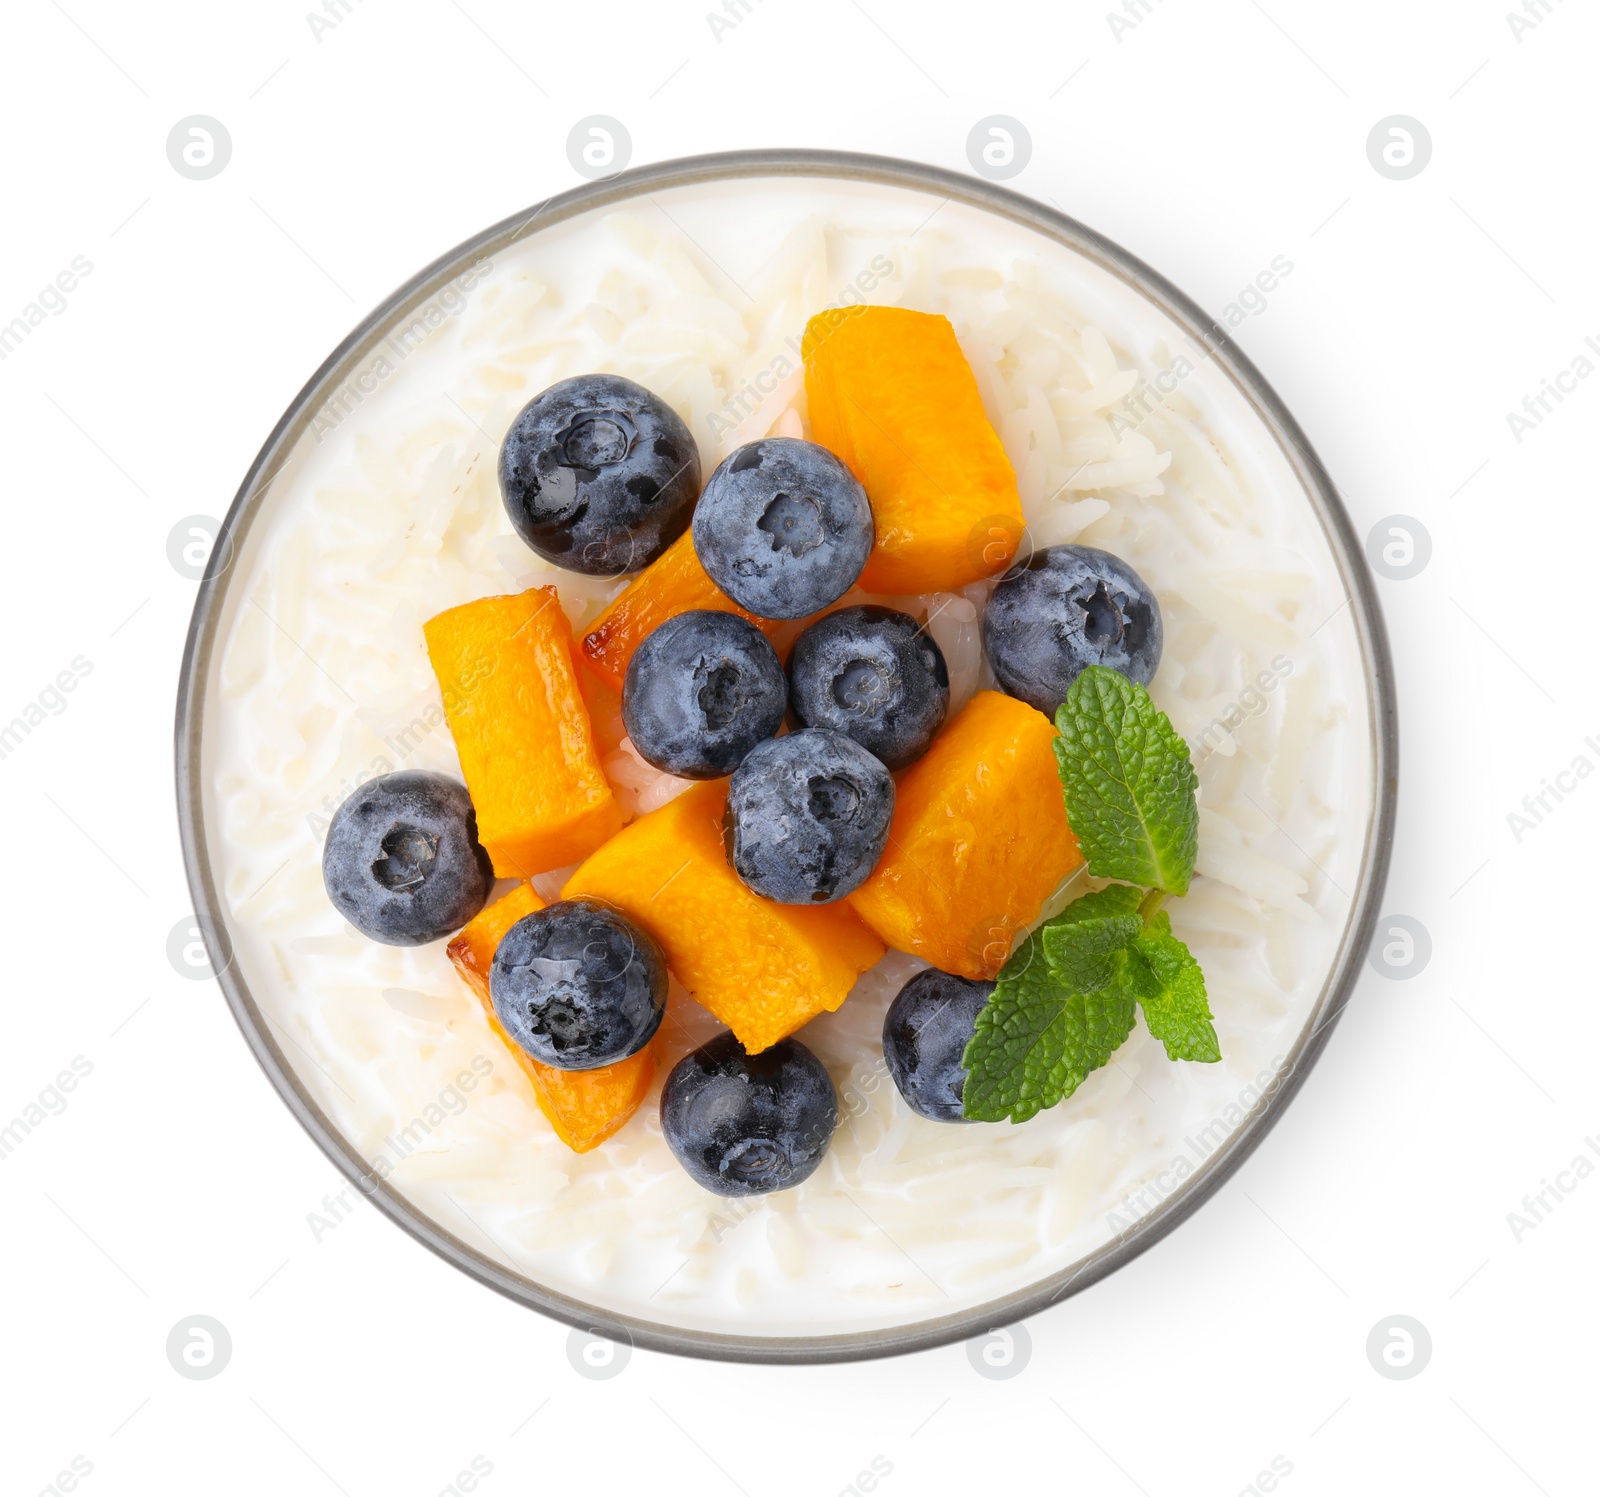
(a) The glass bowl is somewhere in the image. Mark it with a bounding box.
[175,149,1396,1363]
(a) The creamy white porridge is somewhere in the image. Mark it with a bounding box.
[199,176,1373,1337]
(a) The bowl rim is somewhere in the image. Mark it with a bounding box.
[175,146,1397,1364]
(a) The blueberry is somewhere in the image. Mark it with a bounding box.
[622,610,787,778]
[660,1031,839,1196]
[489,899,667,1069]
[788,605,949,770]
[322,771,493,945]
[982,544,1163,716]
[499,373,701,576]
[692,438,874,619]
[882,969,995,1122]
[723,729,894,904]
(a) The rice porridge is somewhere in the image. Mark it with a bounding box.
[199,176,1373,1337]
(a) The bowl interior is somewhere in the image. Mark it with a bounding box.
[178,152,1393,1362]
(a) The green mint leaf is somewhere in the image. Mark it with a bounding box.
[1128,912,1220,1063]
[1045,884,1144,928]
[1040,908,1142,996]
[961,907,1140,1123]
[1053,666,1199,896]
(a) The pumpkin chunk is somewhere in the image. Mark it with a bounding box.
[847,690,1083,979]
[803,305,1024,594]
[579,529,788,692]
[424,587,622,877]
[447,883,657,1153]
[562,780,884,1053]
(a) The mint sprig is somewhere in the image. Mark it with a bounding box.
[1128,913,1220,1063]
[963,896,1140,1123]
[962,668,1218,1123]
[1053,665,1198,896]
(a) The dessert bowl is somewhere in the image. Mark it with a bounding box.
[175,149,1396,1362]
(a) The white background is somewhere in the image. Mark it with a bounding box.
[1,0,1594,1493]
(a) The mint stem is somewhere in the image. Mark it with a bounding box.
[1137,888,1168,927]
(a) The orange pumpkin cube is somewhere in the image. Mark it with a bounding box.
[447,883,658,1153]
[803,305,1024,594]
[847,690,1083,979]
[562,780,885,1053]
[446,882,544,1004]
[580,530,788,692]
[574,658,627,761]
[424,587,622,878]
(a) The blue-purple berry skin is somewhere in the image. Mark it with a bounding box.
[692,438,874,619]
[322,771,493,946]
[723,729,894,904]
[622,609,788,778]
[490,899,667,1070]
[660,1031,839,1196]
[982,544,1163,716]
[499,373,701,576]
[788,605,949,770]
[882,968,995,1122]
